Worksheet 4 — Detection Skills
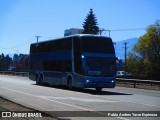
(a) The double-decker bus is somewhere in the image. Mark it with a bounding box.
[29,34,116,91]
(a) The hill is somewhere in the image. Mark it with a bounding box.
[114,38,138,60]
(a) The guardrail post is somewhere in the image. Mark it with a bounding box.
[134,81,136,88]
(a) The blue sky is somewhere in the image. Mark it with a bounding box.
[0,0,160,55]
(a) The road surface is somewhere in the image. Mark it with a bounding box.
[0,75,160,120]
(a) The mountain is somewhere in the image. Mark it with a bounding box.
[114,38,138,60]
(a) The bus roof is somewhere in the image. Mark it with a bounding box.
[31,34,111,45]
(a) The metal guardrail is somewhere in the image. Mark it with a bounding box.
[116,78,160,89]
[0,71,28,77]
[0,71,160,89]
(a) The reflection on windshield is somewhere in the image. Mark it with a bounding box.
[83,58,115,77]
[81,37,115,54]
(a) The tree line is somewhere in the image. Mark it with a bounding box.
[127,20,160,80]
[0,53,29,72]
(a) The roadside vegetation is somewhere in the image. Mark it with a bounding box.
[127,20,160,80]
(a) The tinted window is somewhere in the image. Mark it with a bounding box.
[38,42,49,52]
[81,36,115,54]
[30,38,72,53]
[73,37,83,74]
[83,57,115,77]
[49,38,72,52]
[30,44,37,53]
[43,60,71,72]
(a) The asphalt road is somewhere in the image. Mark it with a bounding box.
[0,75,160,120]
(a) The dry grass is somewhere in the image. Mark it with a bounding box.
[0,97,58,120]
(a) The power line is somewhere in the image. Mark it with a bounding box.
[99,29,110,36]
[43,36,59,39]
[0,38,36,49]
[0,41,31,49]
[0,36,60,49]
[100,27,145,37]
[110,28,145,31]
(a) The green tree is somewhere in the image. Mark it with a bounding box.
[6,54,10,59]
[82,9,99,35]
[127,20,160,80]
[0,53,5,58]
[127,52,146,77]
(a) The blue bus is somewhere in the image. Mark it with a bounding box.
[29,34,116,91]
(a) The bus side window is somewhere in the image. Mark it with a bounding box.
[66,61,72,72]
[73,37,83,75]
[61,60,71,72]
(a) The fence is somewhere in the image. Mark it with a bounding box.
[116,78,160,90]
[0,71,28,77]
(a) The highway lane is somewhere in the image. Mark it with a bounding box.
[0,75,160,120]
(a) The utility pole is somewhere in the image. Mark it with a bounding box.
[108,30,110,37]
[35,36,41,42]
[123,42,128,77]
[99,29,103,35]
[99,28,110,37]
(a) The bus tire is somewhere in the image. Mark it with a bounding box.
[95,87,102,92]
[36,75,40,85]
[39,75,43,85]
[67,77,72,89]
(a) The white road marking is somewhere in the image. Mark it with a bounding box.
[68,97,118,102]
[117,117,131,120]
[96,95,160,108]
[39,96,68,100]
[39,96,119,102]
[1,87,130,120]
[1,87,91,111]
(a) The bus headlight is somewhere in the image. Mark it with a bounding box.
[86,80,90,83]
[111,80,114,83]
[81,55,85,59]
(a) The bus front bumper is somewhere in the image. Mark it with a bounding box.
[82,77,116,88]
[83,82,115,88]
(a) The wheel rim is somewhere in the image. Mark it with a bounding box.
[36,76,39,85]
[40,76,43,85]
[68,79,72,89]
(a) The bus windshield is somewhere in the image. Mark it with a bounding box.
[83,57,115,77]
[81,36,115,54]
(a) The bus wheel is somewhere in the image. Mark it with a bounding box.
[36,75,40,85]
[67,77,72,89]
[39,75,43,85]
[95,88,102,92]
